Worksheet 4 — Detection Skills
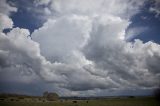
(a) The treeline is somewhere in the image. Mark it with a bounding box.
[0,92,59,101]
[0,93,39,98]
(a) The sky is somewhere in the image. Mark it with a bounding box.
[0,0,160,97]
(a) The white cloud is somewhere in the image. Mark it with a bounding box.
[0,0,17,15]
[0,0,17,31]
[31,0,160,93]
[84,37,160,88]
[0,28,41,83]
[0,13,13,31]
[32,15,92,63]
[0,0,160,96]
[48,0,145,18]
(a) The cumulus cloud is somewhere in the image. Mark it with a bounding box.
[49,0,145,18]
[32,15,92,63]
[0,28,41,83]
[0,0,17,31]
[84,38,160,88]
[0,0,160,96]
[0,0,44,84]
[0,0,17,15]
[0,13,13,31]
[31,0,160,92]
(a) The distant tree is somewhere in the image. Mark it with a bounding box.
[154,87,160,101]
[128,96,135,98]
[43,91,48,98]
[43,92,59,101]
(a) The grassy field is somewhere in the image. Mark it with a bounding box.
[0,97,159,106]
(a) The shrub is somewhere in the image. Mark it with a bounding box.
[43,92,59,101]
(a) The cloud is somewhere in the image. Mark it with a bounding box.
[0,28,41,83]
[149,0,160,18]
[34,0,51,6]
[51,0,145,18]
[84,37,160,88]
[0,0,160,96]
[0,0,17,16]
[32,15,92,63]
[31,0,160,92]
[125,27,148,40]
[0,0,17,31]
[0,13,13,31]
[32,0,146,20]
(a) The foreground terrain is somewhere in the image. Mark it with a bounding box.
[0,97,159,106]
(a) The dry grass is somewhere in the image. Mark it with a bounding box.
[0,97,159,106]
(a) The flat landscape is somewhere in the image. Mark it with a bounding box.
[0,97,159,106]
